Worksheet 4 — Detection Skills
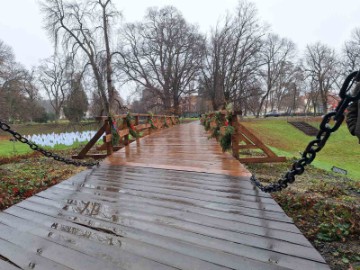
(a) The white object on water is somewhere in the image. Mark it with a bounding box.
[26,130,98,148]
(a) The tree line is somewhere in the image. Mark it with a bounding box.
[1,0,360,123]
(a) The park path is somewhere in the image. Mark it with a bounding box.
[0,121,329,270]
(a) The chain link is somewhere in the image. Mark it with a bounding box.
[251,70,360,193]
[0,121,99,168]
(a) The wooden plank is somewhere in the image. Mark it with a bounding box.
[13,199,328,269]
[237,123,278,158]
[34,190,308,245]
[0,237,72,270]
[39,187,301,234]
[0,223,122,270]
[103,134,112,143]
[0,212,177,270]
[51,184,292,223]
[5,204,277,270]
[76,123,106,158]
[0,260,21,270]
[135,123,151,131]
[118,128,129,137]
[238,144,258,149]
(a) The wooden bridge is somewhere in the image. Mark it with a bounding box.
[0,121,330,270]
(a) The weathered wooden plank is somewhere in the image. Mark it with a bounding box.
[0,260,21,270]
[21,197,325,263]
[85,174,273,200]
[0,223,123,270]
[39,187,300,233]
[55,183,292,222]
[0,237,72,270]
[5,205,285,270]
[13,198,329,270]
[33,191,310,246]
[0,212,178,270]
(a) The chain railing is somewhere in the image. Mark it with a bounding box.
[251,70,360,193]
[0,120,99,167]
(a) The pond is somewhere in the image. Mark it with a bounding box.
[25,130,98,148]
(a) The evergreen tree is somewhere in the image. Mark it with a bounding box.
[63,74,88,122]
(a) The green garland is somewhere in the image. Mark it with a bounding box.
[204,117,211,131]
[110,119,120,146]
[148,118,157,129]
[200,113,207,126]
[209,112,223,139]
[220,125,235,152]
[125,112,139,138]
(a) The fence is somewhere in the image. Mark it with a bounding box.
[201,111,286,164]
[73,113,179,160]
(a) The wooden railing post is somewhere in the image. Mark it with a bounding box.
[105,119,113,156]
[231,113,240,159]
[135,115,140,141]
[147,115,152,135]
[123,117,129,146]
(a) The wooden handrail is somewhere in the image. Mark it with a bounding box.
[95,114,179,120]
[73,113,180,160]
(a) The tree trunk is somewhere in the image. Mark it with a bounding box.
[102,3,115,113]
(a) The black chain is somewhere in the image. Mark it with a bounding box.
[251,70,360,193]
[0,121,99,168]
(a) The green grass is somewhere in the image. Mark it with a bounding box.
[0,140,91,157]
[242,119,360,180]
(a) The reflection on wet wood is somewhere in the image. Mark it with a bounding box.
[0,122,330,269]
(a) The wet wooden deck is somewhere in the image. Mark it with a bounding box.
[0,122,330,270]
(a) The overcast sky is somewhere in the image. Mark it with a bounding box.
[1,0,360,69]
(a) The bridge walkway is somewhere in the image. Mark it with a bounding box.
[0,121,329,270]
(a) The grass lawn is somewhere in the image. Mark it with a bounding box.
[0,140,94,157]
[242,118,360,180]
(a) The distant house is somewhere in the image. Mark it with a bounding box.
[327,94,340,111]
[179,95,202,117]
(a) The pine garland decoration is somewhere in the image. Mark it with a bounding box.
[149,118,157,129]
[209,111,222,139]
[204,118,211,131]
[126,112,139,138]
[110,118,120,146]
[220,126,235,152]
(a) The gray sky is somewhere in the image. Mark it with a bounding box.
[1,0,360,69]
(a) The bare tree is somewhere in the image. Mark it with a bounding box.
[117,6,205,115]
[305,42,339,114]
[38,55,69,121]
[257,33,295,117]
[201,1,264,111]
[0,40,43,122]
[342,28,360,72]
[40,0,121,115]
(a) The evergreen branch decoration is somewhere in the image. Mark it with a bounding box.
[220,126,235,152]
[110,118,120,146]
[148,112,157,129]
[149,118,157,129]
[204,118,211,131]
[126,112,139,138]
